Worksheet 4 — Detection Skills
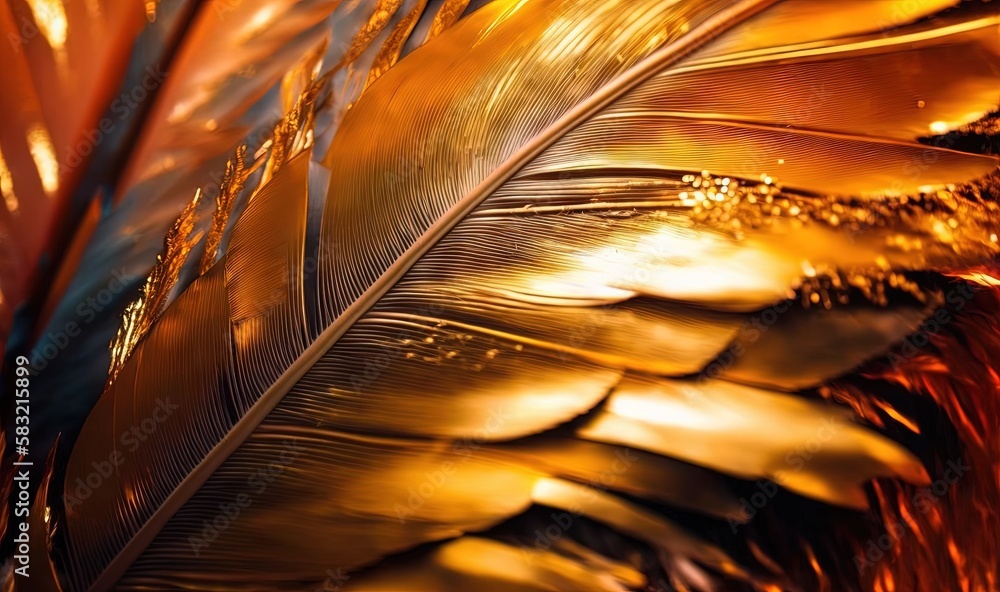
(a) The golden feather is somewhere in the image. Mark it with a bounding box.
[35,1,1000,590]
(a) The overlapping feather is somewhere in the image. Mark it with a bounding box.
[14,0,501,475]
[15,0,1000,590]
[0,0,146,346]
